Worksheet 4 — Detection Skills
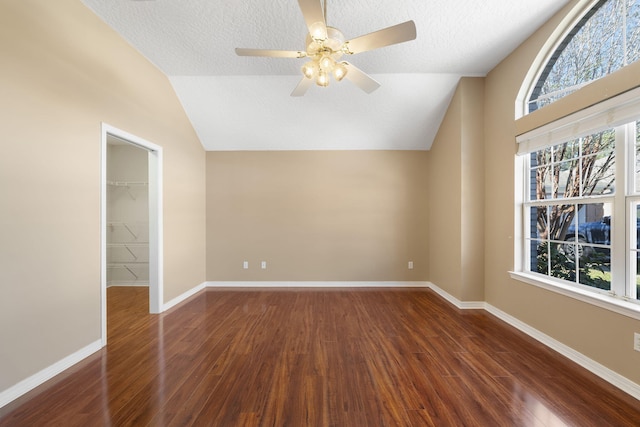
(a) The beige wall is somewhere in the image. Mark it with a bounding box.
[429,77,485,301]
[428,83,463,296]
[484,0,640,384]
[0,0,206,393]
[3,0,640,407]
[206,151,429,282]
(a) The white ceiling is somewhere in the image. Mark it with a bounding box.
[82,0,570,151]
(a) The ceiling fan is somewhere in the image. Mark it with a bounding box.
[235,0,417,96]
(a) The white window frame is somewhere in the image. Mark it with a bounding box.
[526,0,640,114]
[512,87,640,320]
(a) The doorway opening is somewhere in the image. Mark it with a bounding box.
[101,124,163,345]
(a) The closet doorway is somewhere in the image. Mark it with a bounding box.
[101,124,163,345]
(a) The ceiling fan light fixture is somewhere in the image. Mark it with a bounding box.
[236,0,417,96]
[309,22,327,41]
[316,70,330,87]
[301,61,317,79]
[319,55,334,71]
[332,62,348,81]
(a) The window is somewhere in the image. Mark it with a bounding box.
[526,128,616,294]
[528,0,640,112]
[516,0,640,316]
[517,92,640,309]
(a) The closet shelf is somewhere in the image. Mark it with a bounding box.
[107,164,149,285]
[107,221,148,227]
[107,222,147,240]
[107,263,147,279]
[107,181,148,200]
[107,242,148,261]
[107,181,148,186]
[107,262,149,266]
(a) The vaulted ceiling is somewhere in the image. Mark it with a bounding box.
[82,0,571,150]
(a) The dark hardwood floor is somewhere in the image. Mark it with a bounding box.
[1,287,639,426]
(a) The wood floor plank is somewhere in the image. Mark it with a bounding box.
[1,287,640,426]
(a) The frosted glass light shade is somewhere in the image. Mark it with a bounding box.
[319,55,334,71]
[333,62,348,81]
[301,61,317,79]
[309,22,327,41]
[316,71,330,87]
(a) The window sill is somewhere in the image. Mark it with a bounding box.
[509,271,640,321]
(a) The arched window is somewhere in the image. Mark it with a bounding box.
[528,0,640,113]
[514,0,640,315]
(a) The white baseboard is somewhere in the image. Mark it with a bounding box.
[426,282,486,309]
[0,340,102,409]
[483,303,640,401]
[427,281,640,401]
[206,281,430,288]
[4,281,638,411]
[0,281,207,409]
[163,282,207,311]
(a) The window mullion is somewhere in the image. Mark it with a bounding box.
[627,199,639,300]
[611,126,628,297]
[626,122,639,300]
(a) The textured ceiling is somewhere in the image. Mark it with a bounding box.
[82,0,571,150]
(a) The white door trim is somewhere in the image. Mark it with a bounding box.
[100,123,164,346]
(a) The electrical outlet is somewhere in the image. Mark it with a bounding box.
[243,261,249,269]
[261,261,267,269]
[634,333,640,352]
[408,261,414,270]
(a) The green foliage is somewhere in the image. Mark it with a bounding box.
[536,242,610,290]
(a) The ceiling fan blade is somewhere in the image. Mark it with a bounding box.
[343,62,380,94]
[291,77,313,97]
[297,0,327,40]
[235,48,306,58]
[344,20,416,54]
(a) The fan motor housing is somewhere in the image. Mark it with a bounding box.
[306,26,345,60]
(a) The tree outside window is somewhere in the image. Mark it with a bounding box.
[529,0,640,112]
[522,0,640,301]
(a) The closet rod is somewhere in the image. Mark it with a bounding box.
[107,181,148,186]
